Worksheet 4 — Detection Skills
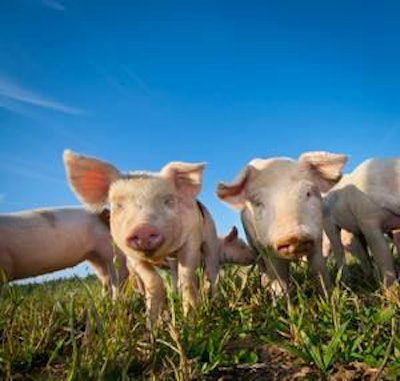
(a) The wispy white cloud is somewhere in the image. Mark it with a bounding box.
[122,65,153,96]
[0,76,85,116]
[0,97,88,149]
[89,63,131,97]
[375,126,398,153]
[88,60,153,97]
[41,0,65,12]
[0,97,33,117]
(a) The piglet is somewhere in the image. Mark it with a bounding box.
[0,207,128,297]
[323,158,400,289]
[168,226,257,293]
[63,149,213,323]
[217,152,347,296]
[218,226,257,266]
[322,230,373,279]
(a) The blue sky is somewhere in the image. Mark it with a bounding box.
[1,1,400,281]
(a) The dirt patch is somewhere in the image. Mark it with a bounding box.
[201,340,382,381]
[201,343,317,381]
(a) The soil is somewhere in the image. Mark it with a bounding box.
[201,340,383,381]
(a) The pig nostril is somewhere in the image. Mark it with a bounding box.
[126,224,164,253]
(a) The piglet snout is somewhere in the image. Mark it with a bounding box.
[275,235,314,258]
[126,224,164,253]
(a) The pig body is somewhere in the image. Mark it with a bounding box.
[0,207,128,297]
[218,226,257,266]
[196,201,220,295]
[168,226,256,293]
[217,152,347,296]
[323,158,400,287]
[63,150,211,323]
[322,230,373,278]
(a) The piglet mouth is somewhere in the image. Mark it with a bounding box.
[126,242,159,257]
[275,237,314,259]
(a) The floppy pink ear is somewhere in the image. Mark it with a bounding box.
[160,161,206,199]
[298,151,348,193]
[63,149,121,211]
[216,166,256,210]
[224,226,238,243]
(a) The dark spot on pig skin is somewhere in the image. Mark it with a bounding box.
[36,210,57,228]
[196,200,206,221]
[98,209,111,228]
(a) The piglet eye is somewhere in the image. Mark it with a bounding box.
[164,195,175,207]
[114,202,124,210]
[306,186,319,199]
[253,200,264,209]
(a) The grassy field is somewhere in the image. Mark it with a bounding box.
[0,261,399,380]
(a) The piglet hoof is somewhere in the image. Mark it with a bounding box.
[260,273,270,289]
[270,280,287,297]
[266,280,288,306]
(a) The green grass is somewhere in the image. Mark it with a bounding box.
[0,262,399,380]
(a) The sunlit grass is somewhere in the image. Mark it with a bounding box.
[0,261,399,380]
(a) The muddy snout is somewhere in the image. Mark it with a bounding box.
[126,224,164,254]
[274,235,314,258]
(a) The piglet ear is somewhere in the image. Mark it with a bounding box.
[63,150,121,211]
[216,166,256,210]
[298,151,348,193]
[224,226,238,243]
[160,161,206,199]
